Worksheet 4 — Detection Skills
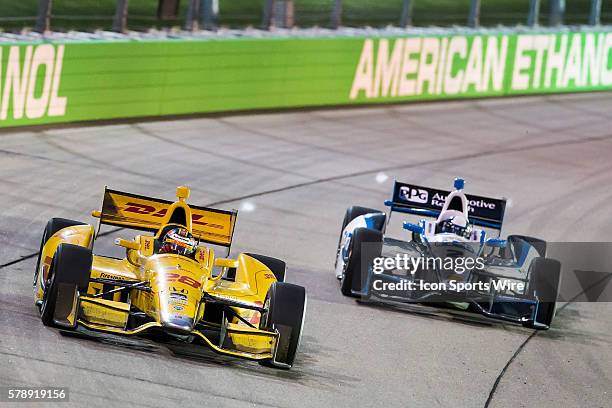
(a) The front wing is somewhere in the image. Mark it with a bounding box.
[359,267,540,326]
[61,292,279,362]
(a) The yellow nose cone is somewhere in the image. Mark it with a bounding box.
[176,186,190,201]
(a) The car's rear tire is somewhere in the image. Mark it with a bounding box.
[34,218,85,289]
[335,206,382,270]
[245,253,286,282]
[259,282,306,368]
[40,243,92,328]
[341,227,383,297]
[523,257,561,330]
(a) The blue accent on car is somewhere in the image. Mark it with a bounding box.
[341,231,352,260]
[403,222,424,234]
[364,214,376,229]
[486,238,507,248]
[516,240,530,266]
[454,178,465,190]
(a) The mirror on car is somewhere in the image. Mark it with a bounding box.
[114,238,141,251]
[486,238,507,248]
[214,258,238,268]
[403,222,424,235]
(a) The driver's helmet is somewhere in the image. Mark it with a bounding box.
[159,227,197,257]
[435,213,472,239]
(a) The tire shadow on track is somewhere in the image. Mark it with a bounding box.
[354,299,536,335]
[57,325,359,391]
[532,306,612,347]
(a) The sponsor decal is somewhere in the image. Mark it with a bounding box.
[198,249,207,261]
[393,182,505,223]
[429,193,496,213]
[122,202,224,229]
[168,286,188,294]
[100,272,124,280]
[248,301,264,325]
[350,33,612,100]
[0,44,67,121]
[169,292,188,301]
[169,292,188,306]
[399,186,429,204]
[160,273,201,289]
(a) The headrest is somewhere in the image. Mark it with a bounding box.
[437,210,468,227]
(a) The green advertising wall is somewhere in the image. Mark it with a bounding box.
[0,29,610,128]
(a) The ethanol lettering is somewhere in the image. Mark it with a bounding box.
[0,44,67,121]
[351,33,612,99]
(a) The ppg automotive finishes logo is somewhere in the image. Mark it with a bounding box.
[400,186,429,204]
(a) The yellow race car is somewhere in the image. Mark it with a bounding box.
[33,186,307,368]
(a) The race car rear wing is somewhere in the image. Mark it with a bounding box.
[384,181,506,230]
[93,188,237,247]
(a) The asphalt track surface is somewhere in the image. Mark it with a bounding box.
[1,93,611,408]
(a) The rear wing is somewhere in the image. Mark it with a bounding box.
[384,181,506,230]
[94,188,237,247]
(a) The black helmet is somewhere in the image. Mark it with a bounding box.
[435,216,472,239]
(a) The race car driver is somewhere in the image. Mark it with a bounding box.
[435,211,472,239]
[159,227,198,257]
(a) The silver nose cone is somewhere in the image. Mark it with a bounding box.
[162,316,194,334]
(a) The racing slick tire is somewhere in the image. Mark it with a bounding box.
[40,243,92,328]
[335,206,383,270]
[340,227,383,297]
[34,218,85,288]
[340,206,382,233]
[245,253,286,282]
[508,235,547,259]
[259,282,306,368]
[523,257,561,330]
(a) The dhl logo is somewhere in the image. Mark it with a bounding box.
[122,202,224,229]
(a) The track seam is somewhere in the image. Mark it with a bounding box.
[483,273,612,407]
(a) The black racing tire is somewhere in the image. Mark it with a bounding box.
[245,253,286,282]
[523,257,561,330]
[341,227,383,297]
[34,218,86,289]
[335,206,382,269]
[259,282,306,368]
[508,235,547,260]
[40,243,92,328]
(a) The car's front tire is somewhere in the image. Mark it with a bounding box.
[340,227,383,297]
[34,218,85,291]
[245,253,286,282]
[523,257,561,330]
[508,235,547,260]
[335,206,383,272]
[259,282,306,368]
[40,243,92,329]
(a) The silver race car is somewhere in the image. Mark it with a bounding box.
[334,178,561,329]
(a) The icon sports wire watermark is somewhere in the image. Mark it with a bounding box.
[357,242,612,303]
[370,254,526,294]
[1,387,69,402]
